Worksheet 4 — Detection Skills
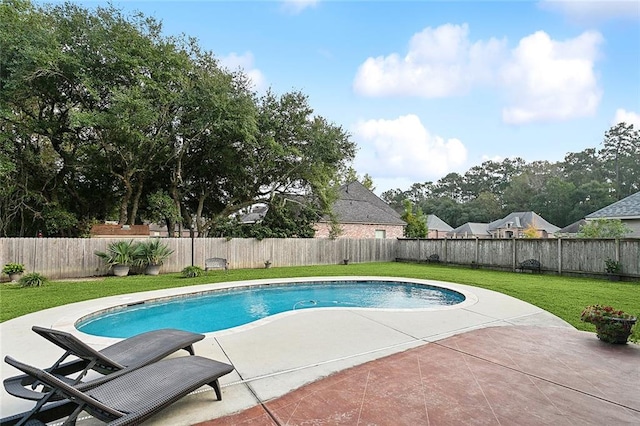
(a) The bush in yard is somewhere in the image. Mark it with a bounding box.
[181,266,204,278]
[19,272,49,287]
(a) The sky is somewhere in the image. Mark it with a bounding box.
[70,0,639,194]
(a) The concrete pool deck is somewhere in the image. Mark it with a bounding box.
[3,276,634,425]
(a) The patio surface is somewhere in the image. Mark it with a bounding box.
[1,276,638,425]
[206,326,640,425]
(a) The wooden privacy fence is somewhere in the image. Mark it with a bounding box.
[0,238,398,280]
[396,238,640,278]
[1,237,639,280]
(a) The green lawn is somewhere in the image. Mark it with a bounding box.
[2,262,638,341]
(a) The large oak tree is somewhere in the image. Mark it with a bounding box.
[1,0,356,236]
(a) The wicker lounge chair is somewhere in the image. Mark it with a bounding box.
[3,355,234,426]
[4,326,205,401]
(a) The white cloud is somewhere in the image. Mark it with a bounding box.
[353,24,604,125]
[613,108,640,128]
[352,115,468,183]
[539,0,640,23]
[500,30,603,124]
[218,52,266,92]
[353,24,506,98]
[281,0,318,14]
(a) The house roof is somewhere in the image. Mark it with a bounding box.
[488,212,560,233]
[558,219,587,234]
[426,214,453,232]
[585,191,640,219]
[448,222,490,237]
[327,181,406,225]
[239,205,268,224]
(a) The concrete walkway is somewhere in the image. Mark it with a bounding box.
[1,277,577,424]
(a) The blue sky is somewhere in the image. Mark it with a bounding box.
[74,1,639,194]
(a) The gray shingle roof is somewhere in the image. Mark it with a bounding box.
[239,206,268,224]
[448,222,490,237]
[585,191,640,219]
[327,181,406,225]
[488,212,559,233]
[558,219,587,234]
[426,214,453,232]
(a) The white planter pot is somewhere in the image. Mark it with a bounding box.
[9,273,23,282]
[112,265,130,277]
[145,264,161,276]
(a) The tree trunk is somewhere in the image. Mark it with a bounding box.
[129,178,144,225]
[118,175,134,225]
[170,150,184,237]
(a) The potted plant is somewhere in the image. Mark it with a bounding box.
[604,258,622,281]
[135,239,174,275]
[264,260,272,269]
[3,263,25,282]
[581,305,637,344]
[94,240,141,276]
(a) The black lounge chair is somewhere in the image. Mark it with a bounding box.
[4,326,205,401]
[2,355,234,426]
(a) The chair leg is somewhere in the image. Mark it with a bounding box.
[209,379,222,401]
[184,344,196,356]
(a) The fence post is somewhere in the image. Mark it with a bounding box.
[443,237,447,262]
[512,237,517,271]
[475,237,479,265]
[557,237,562,275]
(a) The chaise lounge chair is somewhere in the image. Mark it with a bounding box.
[2,355,235,426]
[4,326,205,401]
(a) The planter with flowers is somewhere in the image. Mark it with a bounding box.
[3,263,25,282]
[581,305,637,344]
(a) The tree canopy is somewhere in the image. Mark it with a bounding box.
[576,219,632,239]
[0,0,355,237]
[3,0,637,238]
[382,123,639,229]
[401,200,427,238]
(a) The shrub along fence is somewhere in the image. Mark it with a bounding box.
[0,237,638,281]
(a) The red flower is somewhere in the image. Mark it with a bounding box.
[581,305,634,324]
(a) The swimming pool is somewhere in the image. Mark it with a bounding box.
[76,279,466,338]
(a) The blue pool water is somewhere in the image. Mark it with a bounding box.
[76,280,465,338]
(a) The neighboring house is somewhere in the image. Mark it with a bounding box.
[447,222,491,239]
[585,191,640,238]
[148,223,191,238]
[239,205,268,224]
[556,219,587,237]
[314,181,406,239]
[488,212,559,238]
[90,223,150,238]
[426,214,453,239]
